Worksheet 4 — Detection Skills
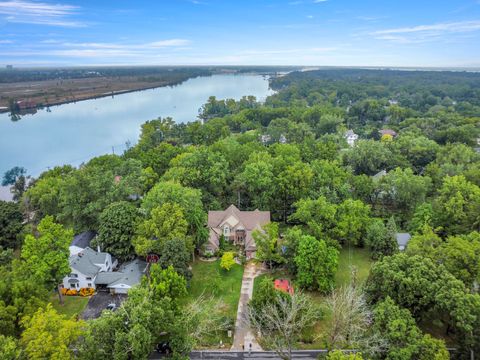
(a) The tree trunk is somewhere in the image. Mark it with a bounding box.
[57,284,64,305]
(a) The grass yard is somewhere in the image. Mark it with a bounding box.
[252,247,373,350]
[50,293,89,319]
[335,247,373,287]
[187,259,244,348]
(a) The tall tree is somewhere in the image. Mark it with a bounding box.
[21,216,72,304]
[97,201,138,261]
[141,181,207,248]
[295,234,338,293]
[434,175,480,235]
[20,304,85,360]
[249,291,318,360]
[252,222,284,268]
[334,199,371,247]
[158,238,192,280]
[134,203,188,257]
[0,201,23,249]
[372,297,449,360]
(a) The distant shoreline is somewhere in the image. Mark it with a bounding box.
[0,76,205,114]
[0,71,277,114]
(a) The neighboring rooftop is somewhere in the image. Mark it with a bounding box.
[379,129,397,137]
[274,279,294,295]
[372,169,387,181]
[108,259,148,288]
[396,233,412,250]
[70,247,108,277]
[71,231,97,249]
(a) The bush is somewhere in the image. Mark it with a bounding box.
[65,289,78,296]
[220,252,235,271]
[79,288,95,297]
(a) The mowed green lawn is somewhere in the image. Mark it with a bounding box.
[334,247,373,288]
[187,259,244,347]
[252,247,373,350]
[50,294,89,319]
[302,247,373,349]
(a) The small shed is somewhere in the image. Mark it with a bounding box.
[274,279,294,295]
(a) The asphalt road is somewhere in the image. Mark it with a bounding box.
[150,350,329,359]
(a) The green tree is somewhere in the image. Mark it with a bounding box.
[97,201,138,261]
[372,297,449,360]
[377,167,431,218]
[56,157,143,231]
[290,196,337,242]
[276,161,313,221]
[334,199,371,247]
[145,264,187,304]
[220,251,235,271]
[437,234,480,289]
[295,235,338,293]
[134,203,188,256]
[343,140,393,176]
[20,304,85,360]
[162,148,228,207]
[366,218,397,260]
[252,222,284,268]
[434,175,480,235]
[158,238,192,280]
[238,152,274,209]
[310,160,351,202]
[0,335,18,360]
[326,350,364,360]
[2,166,26,186]
[141,181,206,248]
[23,166,74,219]
[21,216,72,304]
[409,203,434,233]
[0,201,23,249]
[364,253,480,345]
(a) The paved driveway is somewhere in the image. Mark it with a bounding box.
[80,292,126,320]
[231,262,265,351]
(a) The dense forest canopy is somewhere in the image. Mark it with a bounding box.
[1,68,480,359]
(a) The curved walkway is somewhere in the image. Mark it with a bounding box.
[231,262,264,351]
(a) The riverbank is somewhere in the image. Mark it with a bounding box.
[0,73,274,177]
[0,68,290,114]
[0,74,209,113]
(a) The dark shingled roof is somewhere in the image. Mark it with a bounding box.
[71,231,96,249]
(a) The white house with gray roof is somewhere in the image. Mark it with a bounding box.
[62,247,116,290]
[344,130,359,147]
[95,259,147,294]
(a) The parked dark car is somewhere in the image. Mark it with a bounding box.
[156,342,171,354]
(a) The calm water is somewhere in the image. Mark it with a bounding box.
[0,74,272,177]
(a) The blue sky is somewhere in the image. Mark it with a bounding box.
[1,0,480,67]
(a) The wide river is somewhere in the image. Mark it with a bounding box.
[0,74,272,178]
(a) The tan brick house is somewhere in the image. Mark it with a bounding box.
[206,204,270,259]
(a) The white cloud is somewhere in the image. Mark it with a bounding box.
[371,20,480,43]
[0,39,13,43]
[1,38,193,60]
[0,0,85,27]
[148,39,191,48]
[313,0,328,2]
